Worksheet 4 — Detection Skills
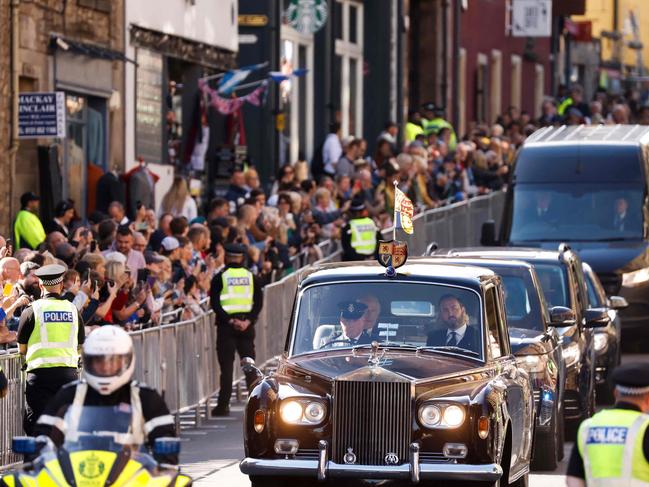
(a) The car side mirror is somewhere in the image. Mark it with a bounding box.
[609,295,628,310]
[547,306,576,327]
[425,242,439,256]
[584,308,610,328]
[480,220,497,246]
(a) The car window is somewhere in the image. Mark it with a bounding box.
[292,281,483,360]
[584,270,606,307]
[501,273,545,331]
[533,263,569,308]
[485,286,503,359]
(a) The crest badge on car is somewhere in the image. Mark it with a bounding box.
[344,447,357,465]
[378,240,408,269]
[384,452,399,465]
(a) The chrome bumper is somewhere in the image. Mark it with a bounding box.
[240,442,502,483]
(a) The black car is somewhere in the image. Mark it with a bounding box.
[582,261,628,398]
[240,258,534,486]
[481,124,649,343]
[434,246,608,433]
[425,256,565,470]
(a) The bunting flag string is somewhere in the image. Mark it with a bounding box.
[199,80,268,115]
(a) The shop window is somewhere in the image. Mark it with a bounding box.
[475,54,488,124]
[135,49,163,165]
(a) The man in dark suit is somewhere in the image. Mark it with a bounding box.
[322,301,372,348]
[612,197,630,232]
[427,294,480,354]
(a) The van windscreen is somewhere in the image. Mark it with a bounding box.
[514,145,643,183]
[510,183,644,242]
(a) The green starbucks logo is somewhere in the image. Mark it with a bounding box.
[285,0,328,34]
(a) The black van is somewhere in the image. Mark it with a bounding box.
[482,124,649,339]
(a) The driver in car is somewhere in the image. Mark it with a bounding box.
[426,294,480,353]
[33,326,178,464]
[321,301,373,347]
[359,295,381,339]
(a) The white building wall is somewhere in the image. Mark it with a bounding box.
[124,0,238,213]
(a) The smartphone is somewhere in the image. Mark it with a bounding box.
[5,238,12,248]
[147,276,157,288]
[2,283,13,297]
[137,268,150,283]
[90,241,97,253]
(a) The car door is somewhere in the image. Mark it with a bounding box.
[486,284,532,476]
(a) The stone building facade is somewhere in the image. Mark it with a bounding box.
[0,0,124,234]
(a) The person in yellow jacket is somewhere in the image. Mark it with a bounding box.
[404,110,424,143]
[14,192,46,250]
[567,362,649,487]
[17,264,85,435]
[341,196,381,261]
[421,102,457,151]
[210,244,263,416]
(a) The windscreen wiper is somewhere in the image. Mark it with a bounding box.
[417,345,480,357]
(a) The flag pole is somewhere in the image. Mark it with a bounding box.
[393,180,398,241]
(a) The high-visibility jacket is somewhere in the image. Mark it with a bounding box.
[422,117,457,150]
[25,299,79,373]
[349,217,377,256]
[220,267,254,314]
[577,408,649,486]
[14,210,46,250]
[404,122,424,143]
[557,96,574,116]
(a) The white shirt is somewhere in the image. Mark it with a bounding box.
[322,133,342,175]
[446,324,467,345]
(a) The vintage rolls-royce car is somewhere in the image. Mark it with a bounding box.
[425,256,565,471]
[240,255,534,487]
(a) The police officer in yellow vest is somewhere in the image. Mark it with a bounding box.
[341,196,380,262]
[567,362,649,487]
[210,244,263,416]
[17,264,84,435]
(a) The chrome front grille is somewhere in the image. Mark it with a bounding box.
[332,380,411,466]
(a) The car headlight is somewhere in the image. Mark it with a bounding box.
[418,403,465,429]
[593,333,609,354]
[519,355,545,374]
[279,399,327,425]
[563,342,581,367]
[622,267,649,287]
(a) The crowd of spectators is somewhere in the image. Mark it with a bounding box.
[2,82,645,347]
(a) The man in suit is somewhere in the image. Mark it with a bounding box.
[427,294,480,353]
[360,295,381,339]
[613,197,629,232]
[322,301,372,348]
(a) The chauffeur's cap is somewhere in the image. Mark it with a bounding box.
[338,301,368,320]
[34,264,67,286]
[612,362,649,395]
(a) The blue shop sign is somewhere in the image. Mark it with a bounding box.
[18,92,66,139]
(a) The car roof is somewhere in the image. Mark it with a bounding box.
[526,124,649,146]
[421,256,535,272]
[299,258,497,289]
[435,247,571,264]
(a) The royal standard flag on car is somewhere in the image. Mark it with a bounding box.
[394,183,414,235]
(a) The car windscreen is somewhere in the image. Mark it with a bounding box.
[509,183,644,242]
[291,281,483,360]
[533,263,569,309]
[500,273,545,331]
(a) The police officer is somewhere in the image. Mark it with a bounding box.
[566,362,649,487]
[33,326,178,463]
[210,244,263,416]
[421,102,457,151]
[341,196,380,262]
[17,264,85,435]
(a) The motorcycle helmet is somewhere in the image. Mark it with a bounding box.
[83,325,135,395]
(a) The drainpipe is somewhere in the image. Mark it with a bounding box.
[451,0,460,128]
[9,0,20,230]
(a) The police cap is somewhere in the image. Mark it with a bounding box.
[338,301,368,320]
[350,195,366,212]
[34,264,67,286]
[612,362,649,395]
[225,243,247,257]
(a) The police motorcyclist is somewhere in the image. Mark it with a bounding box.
[17,264,85,435]
[566,362,649,486]
[34,325,178,464]
[210,243,263,416]
[341,196,380,262]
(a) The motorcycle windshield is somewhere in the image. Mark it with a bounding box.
[62,405,144,453]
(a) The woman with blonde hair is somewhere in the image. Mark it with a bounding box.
[160,176,197,220]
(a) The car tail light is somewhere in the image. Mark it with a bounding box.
[254,409,265,433]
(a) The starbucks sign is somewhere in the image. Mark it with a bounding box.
[285,0,328,34]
